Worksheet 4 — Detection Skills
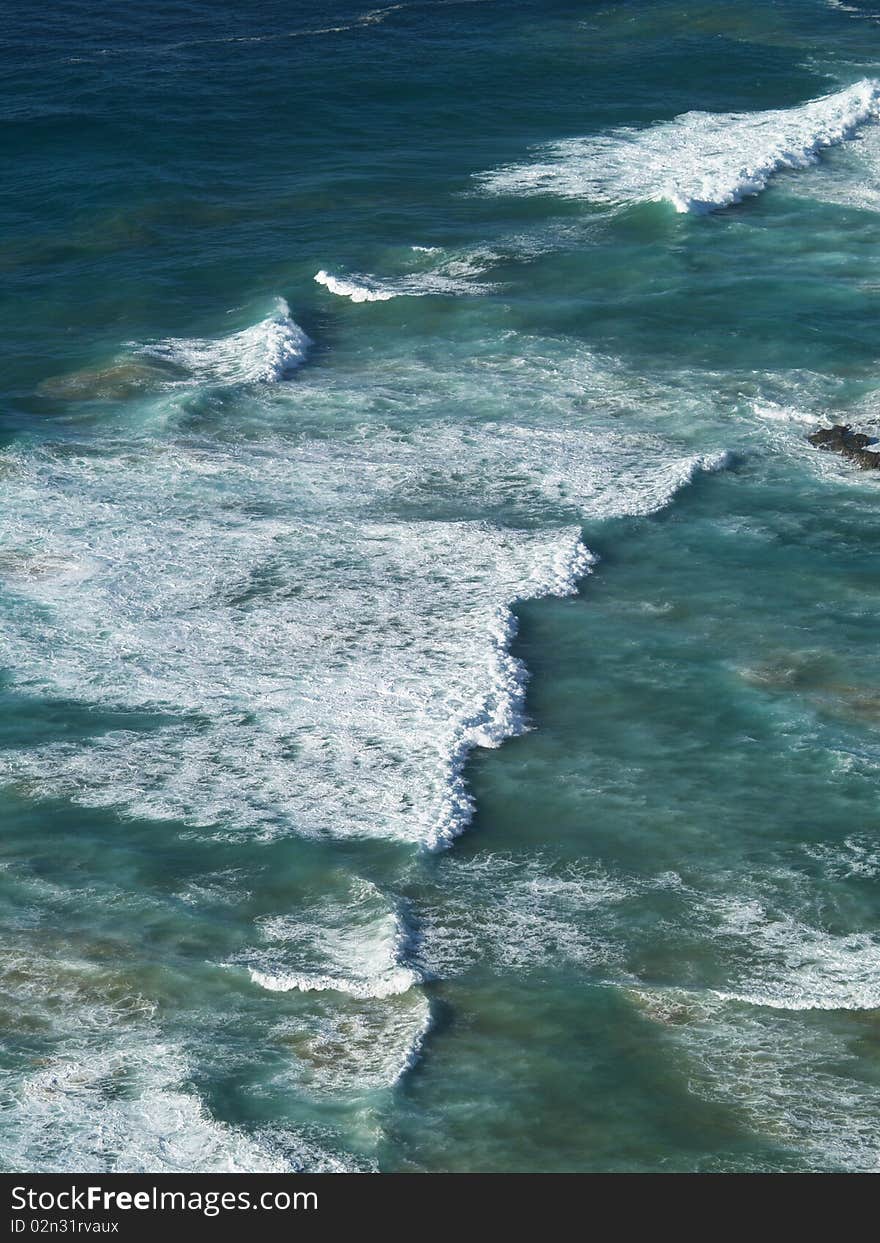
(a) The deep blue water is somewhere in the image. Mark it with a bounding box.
[1,0,879,1171]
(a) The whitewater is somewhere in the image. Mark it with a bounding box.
[4,0,880,1177]
[0,310,728,852]
[479,79,880,212]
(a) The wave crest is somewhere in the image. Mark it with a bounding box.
[240,880,419,999]
[137,297,311,383]
[478,79,880,214]
[314,250,497,301]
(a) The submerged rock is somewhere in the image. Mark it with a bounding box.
[37,359,177,402]
[807,424,880,469]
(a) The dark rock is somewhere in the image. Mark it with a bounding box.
[807,424,880,469]
[843,446,880,469]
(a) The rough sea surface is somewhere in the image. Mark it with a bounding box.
[1,0,879,1171]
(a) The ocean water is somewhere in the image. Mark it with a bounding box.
[1,0,880,1173]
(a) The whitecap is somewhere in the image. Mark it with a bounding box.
[136,297,311,383]
[0,943,354,1172]
[314,268,493,300]
[478,80,880,213]
[6,1044,288,1173]
[752,400,817,424]
[238,878,418,998]
[4,1039,363,1172]
[314,249,498,301]
[314,270,396,302]
[708,898,880,1011]
[0,410,729,850]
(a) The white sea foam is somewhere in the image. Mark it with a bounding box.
[752,400,817,425]
[783,115,880,213]
[6,1043,287,1173]
[240,878,418,998]
[1,337,730,851]
[478,80,880,213]
[136,298,311,383]
[0,328,738,1169]
[630,986,880,1171]
[0,943,359,1172]
[825,1,870,15]
[250,964,413,998]
[315,249,498,301]
[414,854,631,978]
[315,270,395,302]
[429,541,594,848]
[0,341,729,851]
[269,990,433,1094]
[4,1042,362,1173]
[708,898,880,1011]
[803,834,880,879]
[314,268,493,300]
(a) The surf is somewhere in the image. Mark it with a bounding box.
[478,79,880,213]
[135,297,311,383]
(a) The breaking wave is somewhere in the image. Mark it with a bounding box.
[0,414,727,850]
[315,249,498,301]
[478,80,880,213]
[136,298,311,383]
[240,879,419,998]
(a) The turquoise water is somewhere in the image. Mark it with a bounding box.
[2,0,880,1172]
